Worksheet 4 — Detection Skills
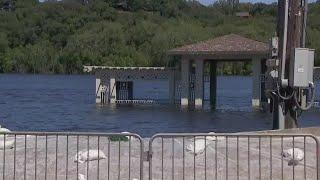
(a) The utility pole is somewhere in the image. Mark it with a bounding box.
[269,0,315,129]
[277,0,302,128]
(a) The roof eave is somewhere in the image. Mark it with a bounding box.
[167,50,268,56]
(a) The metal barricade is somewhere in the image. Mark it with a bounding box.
[0,132,144,180]
[1,132,319,179]
[149,133,320,180]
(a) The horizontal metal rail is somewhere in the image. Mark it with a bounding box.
[115,100,156,104]
[0,132,144,180]
[149,133,320,180]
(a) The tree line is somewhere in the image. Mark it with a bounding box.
[0,0,319,74]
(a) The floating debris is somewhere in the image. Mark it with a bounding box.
[186,138,211,156]
[0,127,11,133]
[206,132,225,141]
[0,140,14,150]
[74,150,106,164]
[78,173,85,180]
[121,131,131,139]
[281,148,304,166]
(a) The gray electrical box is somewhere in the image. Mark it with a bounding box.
[308,49,315,83]
[289,48,315,88]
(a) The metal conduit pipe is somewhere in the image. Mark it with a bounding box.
[280,0,289,86]
[294,82,316,111]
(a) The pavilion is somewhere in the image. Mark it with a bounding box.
[168,34,269,109]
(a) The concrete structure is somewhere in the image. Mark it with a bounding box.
[83,66,176,104]
[168,34,268,109]
[86,34,269,110]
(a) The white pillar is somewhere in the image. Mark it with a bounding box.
[195,60,204,109]
[109,78,116,104]
[96,78,102,103]
[252,58,262,108]
[168,69,175,104]
[181,59,190,107]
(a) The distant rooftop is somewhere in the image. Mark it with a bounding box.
[168,34,268,56]
[236,12,251,17]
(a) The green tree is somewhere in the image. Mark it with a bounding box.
[0,32,11,72]
[0,0,319,75]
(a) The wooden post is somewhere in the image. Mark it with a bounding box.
[276,0,305,128]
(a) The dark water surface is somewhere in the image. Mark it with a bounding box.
[0,74,319,137]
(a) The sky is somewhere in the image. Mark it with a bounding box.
[39,0,317,4]
[199,0,317,5]
[199,0,276,5]
[36,0,285,2]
